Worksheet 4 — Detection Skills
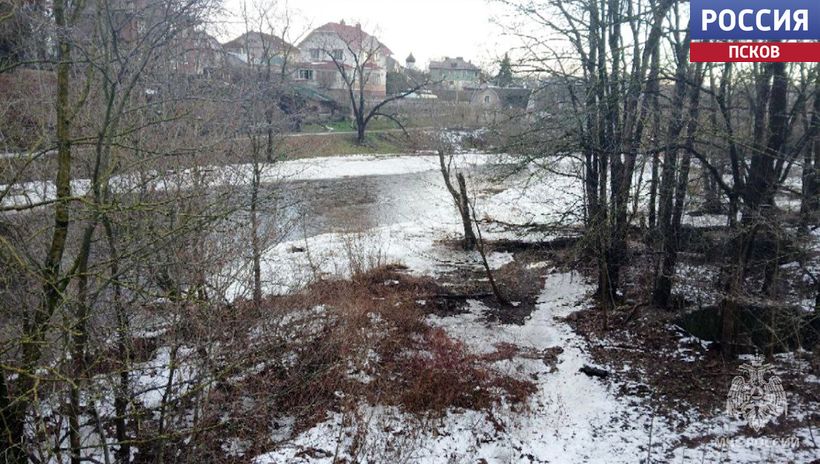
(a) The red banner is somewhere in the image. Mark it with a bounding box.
[690,42,820,62]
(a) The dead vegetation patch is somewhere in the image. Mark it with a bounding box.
[173,265,536,460]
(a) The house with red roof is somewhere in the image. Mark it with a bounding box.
[295,20,392,100]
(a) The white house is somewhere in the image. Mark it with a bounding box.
[295,21,392,99]
[222,31,297,68]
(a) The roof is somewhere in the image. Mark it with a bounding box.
[223,31,297,55]
[305,22,393,56]
[429,56,479,72]
[406,53,416,63]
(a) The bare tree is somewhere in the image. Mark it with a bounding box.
[801,65,820,228]
[234,0,303,303]
[1,0,228,462]
[2,0,81,459]
[310,22,429,144]
[498,0,674,327]
[695,62,819,354]
[651,25,706,308]
[436,139,477,251]
[433,132,509,305]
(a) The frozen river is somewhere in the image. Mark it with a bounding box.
[256,161,517,241]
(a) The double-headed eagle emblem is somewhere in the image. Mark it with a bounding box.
[726,357,787,432]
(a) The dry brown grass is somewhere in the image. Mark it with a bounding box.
[183,265,536,458]
[120,265,536,461]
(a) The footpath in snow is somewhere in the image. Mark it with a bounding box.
[252,273,661,463]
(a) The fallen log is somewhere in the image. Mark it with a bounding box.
[579,365,609,378]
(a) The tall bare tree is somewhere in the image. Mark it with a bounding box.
[310,22,429,144]
[499,0,674,325]
[233,0,304,303]
[1,0,226,461]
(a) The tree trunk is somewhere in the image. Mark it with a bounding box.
[251,160,262,304]
[801,70,820,229]
[721,63,788,357]
[0,369,24,464]
[653,63,702,308]
[356,118,366,145]
[755,63,788,294]
[468,198,508,306]
[647,44,661,231]
[266,108,275,162]
[457,173,477,250]
[438,150,476,250]
[585,151,599,229]
[648,153,659,230]
[103,219,130,464]
[703,169,722,214]
[652,35,691,308]
[10,0,75,461]
[721,222,758,356]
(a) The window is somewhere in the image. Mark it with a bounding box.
[484,95,491,103]
[310,49,320,60]
[298,69,314,80]
[332,49,344,60]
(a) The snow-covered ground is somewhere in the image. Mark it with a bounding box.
[253,272,630,463]
[212,155,815,463]
[8,153,815,462]
[250,275,817,463]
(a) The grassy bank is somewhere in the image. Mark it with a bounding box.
[0,131,429,185]
[282,130,428,159]
[300,118,404,134]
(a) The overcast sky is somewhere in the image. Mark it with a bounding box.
[217,0,516,69]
